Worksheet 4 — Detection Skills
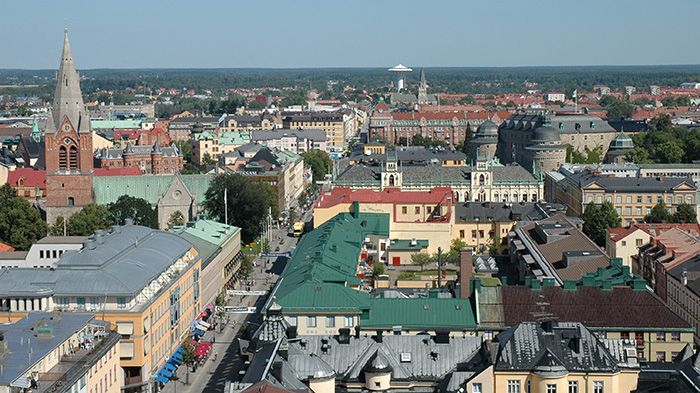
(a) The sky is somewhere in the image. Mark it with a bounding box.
[1,0,699,69]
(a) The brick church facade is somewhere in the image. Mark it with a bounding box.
[45,31,94,225]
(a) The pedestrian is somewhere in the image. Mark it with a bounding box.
[213,352,218,361]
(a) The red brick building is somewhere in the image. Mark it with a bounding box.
[95,142,183,175]
[7,168,46,200]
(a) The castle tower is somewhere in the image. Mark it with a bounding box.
[380,150,402,190]
[604,127,634,164]
[469,120,499,162]
[524,113,565,175]
[45,30,94,224]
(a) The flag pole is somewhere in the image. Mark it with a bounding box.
[224,188,228,226]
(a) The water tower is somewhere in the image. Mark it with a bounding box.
[388,64,413,92]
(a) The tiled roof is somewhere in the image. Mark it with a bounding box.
[315,187,453,209]
[93,167,142,176]
[93,174,213,205]
[500,286,691,329]
[609,223,700,243]
[570,170,696,193]
[7,168,46,189]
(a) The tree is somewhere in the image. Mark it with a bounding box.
[445,238,468,264]
[410,253,434,272]
[674,203,698,224]
[301,149,333,184]
[645,202,674,223]
[488,236,504,255]
[372,262,385,277]
[167,211,186,228]
[0,184,48,250]
[624,146,650,163]
[654,141,684,163]
[238,254,254,280]
[63,204,113,236]
[581,202,621,246]
[176,141,193,163]
[204,173,277,242]
[179,339,197,383]
[108,195,158,228]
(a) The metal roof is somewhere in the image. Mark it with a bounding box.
[92,173,213,205]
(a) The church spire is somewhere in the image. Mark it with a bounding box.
[50,29,90,134]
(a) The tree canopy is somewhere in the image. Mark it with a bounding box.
[630,115,700,163]
[301,149,333,184]
[0,184,48,250]
[53,204,113,236]
[204,173,277,242]
[108,195,158,228]
[644,202,697,224]
[581,202,621,246]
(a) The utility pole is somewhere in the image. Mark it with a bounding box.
[436,247,443,288]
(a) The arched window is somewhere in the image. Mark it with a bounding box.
[494,193,499,202]
[388,175,395,187]
[454,191,460,201]
[69,146,78,169]
[67,197,75,206]
[59,146,67,169]
[479,174,485,186]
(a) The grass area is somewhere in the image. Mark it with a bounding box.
[397,269,457,281]
[243,241,261,255]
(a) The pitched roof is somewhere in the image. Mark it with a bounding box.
[49,31,90,134]
[315,187,453,209]
[93,167,142,176]
[7,168,46,189]
[92,174,213,205]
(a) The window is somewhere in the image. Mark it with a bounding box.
[67,197,75,206]
[59,146,67,169]
[76,297,85,310]
[616,196,622,203]
[91,297,100,310]
[568,381,578,393]
[656,332,666,341]
[308,316,317,327]
[414,206,420,214]
[672,332,681,341]
[459,230,465,239]
[402,206,407,214]
[287,316,297,326]
[596,196,602,204]
[39,250,44,259]
[637,196,643,203]
[345,316,353,327]
[625,207,632,216]
[526,380,531,393]
[58,297,69,308]
[69,146,78,169]
[547,385,557,393]
[626,196,632,204]
[507,380,521,393]
[656,351,666,362]
[471,230,477,238]
[616,207,621,215]
[593,381,604,393]
[472,383,482,393]
[636,207,642,216]
[325,316,335,328]
[621,241,627,246]
[636,239,643,247]
[117,297,126,309]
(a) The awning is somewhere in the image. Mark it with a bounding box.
[154,375,169,384]
[193,328,205,337]
[163,363,177,372]
[168,356,182,366]
[195,342,213,357]
[172,351,183,360]
[197,320,211,329]
[159,368,174,378]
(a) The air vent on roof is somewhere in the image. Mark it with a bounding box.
[400,352,412,363]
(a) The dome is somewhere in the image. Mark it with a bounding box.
[475,120,499,138]
[364,351,393,373]
[531,124,560,143]
[609,131,634,150]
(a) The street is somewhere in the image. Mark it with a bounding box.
[161,209,309,393]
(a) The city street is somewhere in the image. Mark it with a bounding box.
[161,222,301,393]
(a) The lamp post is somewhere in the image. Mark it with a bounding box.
[436,247,443,288]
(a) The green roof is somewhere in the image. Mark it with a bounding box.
[361,298,477,329]
[91,119,142,129]
[386,239,429,252]
[93,174,214,205]
[175,219,240,247]
[194,131,251,146]
[272,212,390,313]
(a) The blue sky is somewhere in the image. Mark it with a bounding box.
[2,0,699,69]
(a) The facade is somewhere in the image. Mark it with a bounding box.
[219,114,276,132]
[498,112,618,172]
[543,92,566,102]
[667,255,700,342]
[44,32,94,224]
[607,223,700,268]
[6,167,45,200]
[335,151,543,204]
[0,223,209,392]
[192,130,251,165]
[510,214,610,285]
[282,111,348,149]
[468,120,499,162]
[368,111,499,146]
[0,313,121,393]
[546,168,697,224]
[95,142,183,175]
[0,235,86,268]
[251,129,328,154]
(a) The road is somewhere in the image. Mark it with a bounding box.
[162,214,307,393]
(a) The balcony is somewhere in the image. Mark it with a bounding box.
[35,331,121,393]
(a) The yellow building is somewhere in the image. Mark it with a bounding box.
[547,169,697,225]
[606,223,700,268]
[0,223,209,393]
[477,321,639,393]
[283,111,347,149]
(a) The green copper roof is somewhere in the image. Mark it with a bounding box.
[194,131,251,146]
[174,219,240,248]
[93,174,214,206]
[361,298,477,329]
[272,211,389,313]
[91,119,142,129]
[387,239,429,252]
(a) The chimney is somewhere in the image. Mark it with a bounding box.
[459,248,474,298]
[568,336,581,354]
[541,320,554,333]
[374,330,383,343]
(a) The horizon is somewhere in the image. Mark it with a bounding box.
[2,0,700,69]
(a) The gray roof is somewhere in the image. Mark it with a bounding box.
[336,163,537,185]
[252,129,326,142]
[349,146,467,165]
[455,202,560,223]
[48,32,91,134]
[36,236,87,244]
[282,111,343,122]
[568,170,697,193]
[96,143,180,159]
[283,334,482,383]
[0,224,196,297]
[494,321,634,373]
[0,312,96,385]
[502,113,615,134]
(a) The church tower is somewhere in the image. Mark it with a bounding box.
[45,30,94,224]
[417,68,428,105]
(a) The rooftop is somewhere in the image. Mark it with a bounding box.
[315,187,453,209]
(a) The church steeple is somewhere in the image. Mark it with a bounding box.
[50,29,90,134]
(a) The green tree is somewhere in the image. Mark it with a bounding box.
[654,141,684,163]
[176,141,193,163]
[488,236,504,255]
[0,184,48,250]
[624,146,650,163]
[238,253,254,279]
[108,195,158,228]
[179,339,197,383]
[64,204,113,236]
[372,262,385,277]
[410,253,434,272]
[301,149,333,183]
[204,173,276,242]
[585,146,603,164]
[645,202,674,223]
[674,203,698,224]
[167,211,186,228]
[581,202,621,246]
[445,238,468,264]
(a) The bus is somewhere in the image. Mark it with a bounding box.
[292,221,304,237]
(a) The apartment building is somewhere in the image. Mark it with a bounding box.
[251,129,327,154]
[192,130,251,165]
[607,223,700,268]
[282,111,348,149]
